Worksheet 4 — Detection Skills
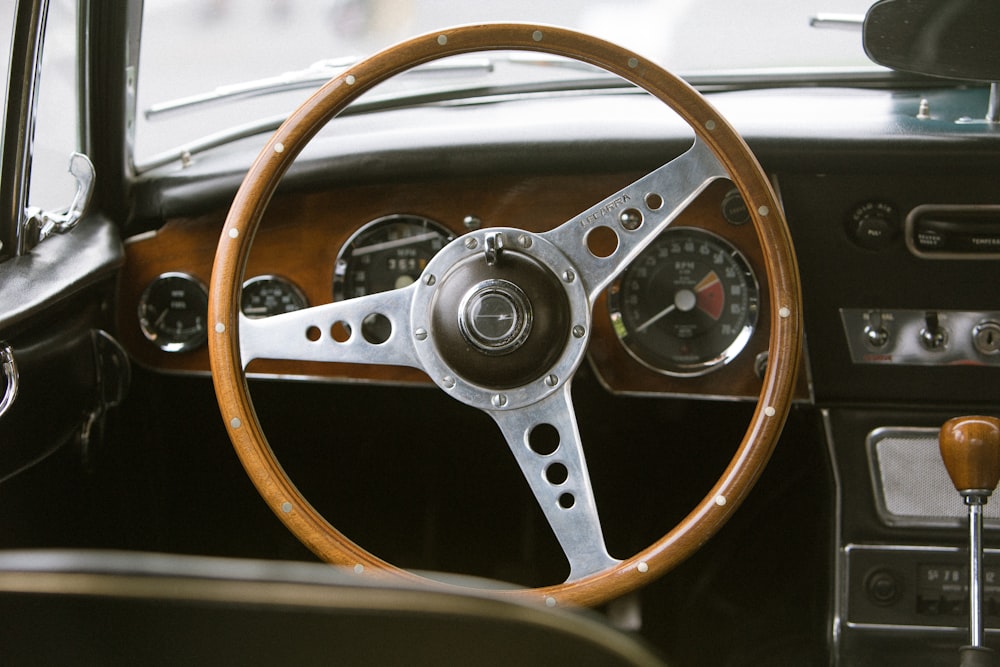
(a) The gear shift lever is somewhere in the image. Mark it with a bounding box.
[940,415,1000,667]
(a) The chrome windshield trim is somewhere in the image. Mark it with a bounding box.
[0,0,49,260]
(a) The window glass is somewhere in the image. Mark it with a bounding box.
[0,3,14,182]
[136,0,876,164]
[29,0,80,211]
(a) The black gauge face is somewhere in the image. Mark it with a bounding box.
[609,228,759,376]
[241,275,309,319]
[138,273,209,353]
[333,215,454,300]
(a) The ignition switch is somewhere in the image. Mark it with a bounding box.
[973,321,1000,356]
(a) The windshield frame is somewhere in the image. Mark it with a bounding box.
[0,0,47,261]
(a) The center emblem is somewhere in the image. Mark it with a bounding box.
[458,279,533,355]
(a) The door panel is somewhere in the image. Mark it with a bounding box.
[0,215,124,482]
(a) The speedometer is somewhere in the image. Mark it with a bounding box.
[241,275,308,319]
[609,228,759,377]
[333,214,454,300]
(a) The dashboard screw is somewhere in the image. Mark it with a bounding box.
[415,328,428,341]
[465,237,478,250]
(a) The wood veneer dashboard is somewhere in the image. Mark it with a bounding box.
[119,173,807,400]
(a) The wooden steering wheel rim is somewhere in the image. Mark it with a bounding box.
[209,23,802,608]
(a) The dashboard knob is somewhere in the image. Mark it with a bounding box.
[848,201,899,250]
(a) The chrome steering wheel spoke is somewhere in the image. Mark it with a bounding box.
[238,284,420,369]
[542,137,728,302]
[488,384,620,582]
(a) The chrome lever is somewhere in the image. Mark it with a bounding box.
[18,152,96,254]
[0,342,19,421]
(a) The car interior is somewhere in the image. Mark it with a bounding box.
[1,1,999,665]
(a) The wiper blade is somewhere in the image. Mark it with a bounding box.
[144,55,496,120]
[136,74,633,172]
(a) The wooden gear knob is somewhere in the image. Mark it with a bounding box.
[939,416,1000,496]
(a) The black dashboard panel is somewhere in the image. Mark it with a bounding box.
[781,171,1000,407]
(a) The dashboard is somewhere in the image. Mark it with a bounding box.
[120,171,808,401]
[119,86,1000,409]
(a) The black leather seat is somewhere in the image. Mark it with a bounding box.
[0,550,666,666]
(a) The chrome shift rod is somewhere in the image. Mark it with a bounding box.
[940,416,1000,666]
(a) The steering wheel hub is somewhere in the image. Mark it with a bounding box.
[429,242,572,390]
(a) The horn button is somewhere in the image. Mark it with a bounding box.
[431,251,571,389]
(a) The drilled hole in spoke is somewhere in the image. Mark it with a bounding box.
[305,326,321,342]
[545,462,568,485]
[585,225,618,259]
[528,423,560,455]
[330,321,351,343]
[558,493,576,509]
[361,313,391,344]
[645,192,664,210]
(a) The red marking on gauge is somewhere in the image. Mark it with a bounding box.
[694,271,724,320]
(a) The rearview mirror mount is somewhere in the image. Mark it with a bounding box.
[863,0,1000,122]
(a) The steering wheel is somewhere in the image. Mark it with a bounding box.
[209,23,801,608]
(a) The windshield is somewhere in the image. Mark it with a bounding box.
[136,0,876,166]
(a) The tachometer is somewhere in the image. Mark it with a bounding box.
[609,228,759,376]
[333,214,454,300]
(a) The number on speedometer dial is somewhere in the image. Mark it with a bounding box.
[333,214,454,300]
[609,228,759,377]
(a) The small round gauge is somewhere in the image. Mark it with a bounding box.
[333,214,454,300]
[241,275,309,319]
[138,272,209,353]
[609,228,759,377]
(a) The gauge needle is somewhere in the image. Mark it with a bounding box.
[635,289,697,333]
[351,231,444,256]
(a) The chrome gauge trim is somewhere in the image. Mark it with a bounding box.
[138,272,209,353]
[608,227,759,377]
[333,214,454,301]
[241,275,309,319]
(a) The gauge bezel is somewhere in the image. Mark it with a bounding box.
[137,272,209,353]
[241,274,309,319]
[333,214,454,301]
[608,227,759,377]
